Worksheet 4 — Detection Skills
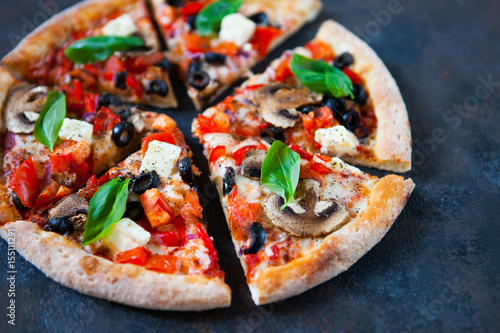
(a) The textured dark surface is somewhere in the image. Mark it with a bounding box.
[0,0,499,332]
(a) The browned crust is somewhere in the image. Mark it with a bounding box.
[0,221,231,310]
[248,175,414,304]
[1,0,153,79]
[315,20,412,172]
[0,67,16,132]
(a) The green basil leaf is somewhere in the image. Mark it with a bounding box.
[64,36,144,64]
[81,178,130,246]
[195,0,243,36]
[33,91,66,152]
[290,53,354,98]
[261,141,301,210]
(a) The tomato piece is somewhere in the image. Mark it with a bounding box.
[289,144,313,160]
[209,146,226,165]
[305,40,336,61]
[145,254,177,273]
[8,156,40,208]
[302,106,338,136]
[64,80,85,113]
[34,183,72,211]
[172,216,187,246]
[343,68,362,85]
[140,188,174,228]
[309,161,334,175]
[183,33,210,53]
[299,167,322,185]
[83,93,99,114]
[104,55,125,73]
[244,253,261,279]
[212,41,238,56]
[115,247,149,266]
[195,224,218,264]
[227,187,259,241]
[154,231,181,247]
[196,111,230,135]
[234,125,260,138]
[141,131,176,155]
[93,107,120,135]
[275,55,293,82]
[80,175,99,201]
[316,154,332,162]
[126,75,143,99]
[251,26,282,56]
[49,140,92,173]
[181,2,205,17]
[232,145,257,166]
[235,84,264,95]
[180,190,203,225]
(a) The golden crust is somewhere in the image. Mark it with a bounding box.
[1,0,153,79]
[0,67,16,132]
[315,20,412,172]
[248,175,414,305]
[0,221,231,310]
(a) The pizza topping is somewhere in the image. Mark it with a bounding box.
[196,0,243,36]
[240,149,266,180]
[333,52,354,70]
[123,201,145,222]
[9,156,40,209]
[341,110,360,132]
[101,14,138,37]
[98,93,117,108]
[351,84,367,106]
[204,52,227,65]
[11,192,29,212]
[177,157,195,186]
[100,218,151,258]
[64,36,145,64]
[59,118,94,145]
[140,188,174,228]
[115,71,128,89]
[259,125,285,143]
[111,121,135,148]
[112,105,132,121]
[219,13,256,47]
[139,141,182,179]
[145,79,169,97]
[222,166,236,196]
[48,194,88,221]
[44,216,75,236]
[186,70,210,91]
[243,222,266,255]
[263,179,349,237]
[248,12,270,26]
[34,91,66,152]
[4,84,48,134]
[132,172,161,195]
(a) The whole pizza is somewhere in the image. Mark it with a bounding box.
[0,0,414,310]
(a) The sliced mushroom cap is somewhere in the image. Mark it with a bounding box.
[263,179,349,237]
[252,83,321,128]
[5,84,49,133]
[240,149,267,180]
[48,194,89,220]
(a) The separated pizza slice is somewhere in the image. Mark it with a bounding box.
[150,0,322,109]
[193,20,411,172]
[192,132,414,305]
[1,0,177,108]
[0,117,231,310]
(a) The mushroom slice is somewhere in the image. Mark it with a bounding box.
[251,83,320,128]
[263,179,349,237]
[240,149,267,180]
[48,194,89,220]
[4,84,49,133]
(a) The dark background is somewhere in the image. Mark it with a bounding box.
[0,0,499,332]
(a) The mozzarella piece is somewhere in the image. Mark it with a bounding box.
[315,125,359,156]
[101,14,138,37]
[59,118,93,144]
[219,13,256,47]
[101,218,151,257]
[140,140,182,179]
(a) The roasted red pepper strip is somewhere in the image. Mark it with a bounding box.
[145,254,177,273]
[93,107,120,135]
[251,26,282,56]
[8,156,40,208]
[209,146,226,165]
[115,247,149,266]
[141,131,176,155]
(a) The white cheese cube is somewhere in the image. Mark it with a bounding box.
[101,14,138,37]
[219,13,256,47]
[59,118,93,145]
[139,140,182,179]
[315,125,360,156]
[101,218,151,257]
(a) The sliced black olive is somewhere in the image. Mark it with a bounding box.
[99,93,116,108]
[248,12,269,26]
[260,125,285,143]
[352,84,367,106]
[222,167,236,196]
[354,126,369,142]
[111,121,135,148]
[322,96,346,116]
[297,105,319,113]
[113,105,131,121]
[115,71,128,90]
[333,52,354,70]
[45,217,74,235]
[187,60,202,73]
[12,192,28,212]
[132,172,160,195]
[186,70,210,91]
[167,0,184,7]
[178,157,195,186]
[244,222,266,255]
[124,201,144,221]
[342,110,360,131]
[146,79,169,97]
[154,58,171,71]
[186,15,197,30]
[205,52,227,65]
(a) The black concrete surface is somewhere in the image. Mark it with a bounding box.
[0,0,499,332]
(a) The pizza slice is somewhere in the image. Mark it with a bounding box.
[150,0,322,109]
[1,0,177,108]
[0,120,231,310]
[193,20,411,172]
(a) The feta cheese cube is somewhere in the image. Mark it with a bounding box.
[219,13,256,47]
[59,118,93,145]
[315,125,360,156]
[101,218,151,257]
[101,14,138,37]
[139,140,182,179]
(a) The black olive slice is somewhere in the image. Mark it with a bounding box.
[205,52,227,65]
[124,201,145,221]
[244,222,266,255]
[187,60,202,73]
[146,79,169,97]
[154,58,171,71]
[167,0,184,7]
[352,84,367,106]
[186,15,197,30]
[132,172,160,195]
[333,52,354,70]
[45,217,75,235]
[248,12,269,26]
[259,125,285,143]
[99,93,116,108]
[12,191,28,212]
[115,71,128,90]
[342,110,360,131]
[113,105,131,121]
[322,96,347,116]
[111,121,135,148]
[186,70,210,91]
[354,126,369,142]
[178,157,195,186]
[222,167,236,196]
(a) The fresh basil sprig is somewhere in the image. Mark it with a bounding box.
[82,178,130,246]
[290,54,354,99]
[195,0,243,36]
[64,36,144,64]
[34,91,66,152]
[261,141,301,210]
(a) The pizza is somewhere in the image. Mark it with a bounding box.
[1,0,177,108]
[192,20,414,304]
[151,0,322,109]
[0,0,415,311]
